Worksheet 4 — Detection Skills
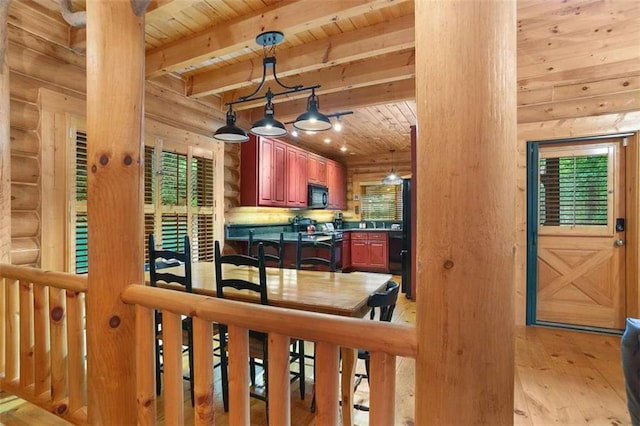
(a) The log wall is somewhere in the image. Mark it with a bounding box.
[6,4,226,268]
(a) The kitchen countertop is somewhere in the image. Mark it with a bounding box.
[343,228,402,233]
[226,232,335,243]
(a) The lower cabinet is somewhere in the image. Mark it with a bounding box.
[349,232,388,272]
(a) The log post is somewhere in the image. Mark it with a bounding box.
[415,1,517,424]
[0,0,12,380]
[85,1,145,423]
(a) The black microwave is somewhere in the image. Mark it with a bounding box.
[307,184,328,209]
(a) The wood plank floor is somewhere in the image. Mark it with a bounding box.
[0,291,631,425]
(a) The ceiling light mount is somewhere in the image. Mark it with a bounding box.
[213,30,331,141]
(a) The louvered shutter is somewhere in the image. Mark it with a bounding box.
[75,131,89,274]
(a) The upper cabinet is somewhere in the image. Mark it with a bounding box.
[241,135,346,210]
[286,145,308,207]
[326,159,347,210]
[307,154,327,186]
[241,135,287,207]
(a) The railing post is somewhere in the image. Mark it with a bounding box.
[268,332,291,425]
[85,1,146,423]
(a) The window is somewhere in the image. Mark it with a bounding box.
[361,184,403,221]
[538,143,614,236]
[72,134,215,272]
[147,149,215,262]
[75,131,88,274]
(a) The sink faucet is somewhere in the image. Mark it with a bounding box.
[369,221,376,229]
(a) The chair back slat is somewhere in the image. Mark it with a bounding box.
[249,231,284,268]
[368,280,400,322]
[296,233,336,272]
[215,241,268,305]
[148,234,192,293]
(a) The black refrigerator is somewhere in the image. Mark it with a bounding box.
[401,178,412,298]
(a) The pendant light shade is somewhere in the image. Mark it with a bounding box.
[213,106,249,142]
[250,97,287,137]
[382,171,403,185]
[382,149,403,185]
[293,89,332,132]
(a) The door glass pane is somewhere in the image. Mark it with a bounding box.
[539,153,609,227]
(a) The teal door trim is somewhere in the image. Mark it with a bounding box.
[525,133,633,327]
[525,142,539,325]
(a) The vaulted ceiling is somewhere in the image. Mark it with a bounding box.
[26,0,640,160]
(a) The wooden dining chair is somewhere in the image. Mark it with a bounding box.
[296,232,336,272]
[148,233,195,406]
[214,240,306,412]
[309,279,400,413]
[353,279,400,411]
[248,230,285,268]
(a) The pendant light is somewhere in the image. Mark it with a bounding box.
[293,89,332,132]
[213,30,332,141]
[250,88,287,137]
[213,105,249,142]
[382,149,403,185]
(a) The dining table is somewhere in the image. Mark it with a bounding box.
[149,262,393,425]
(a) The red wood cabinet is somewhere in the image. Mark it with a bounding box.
[349,232,388,272]
[326,159,347,210]
[307,154,327,185]
[241,135,286,207]
[241,136,346,210]
[286,145,308,207]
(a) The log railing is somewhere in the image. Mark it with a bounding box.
[0,264,88,424]
[0,263,417,425]
[121,284,418,425]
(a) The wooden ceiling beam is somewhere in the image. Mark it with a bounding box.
[224,49,416,110]
[145,0,411,78]
[243,79,416,123]
[187,13,415,98]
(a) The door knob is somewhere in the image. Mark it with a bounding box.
[615,239,625,247]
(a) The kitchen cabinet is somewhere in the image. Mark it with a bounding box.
[350,232,388,272]
[240,135,286,207]
[342,232,351,271]
[286,145,308,207]
[326,159,347,210]
[307,154,327,185]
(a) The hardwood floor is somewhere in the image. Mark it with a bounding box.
[0,290,630,425]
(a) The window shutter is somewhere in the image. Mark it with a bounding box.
[192,156,213,207]
[161,151,188,206]
[161,213,188,252]
[539,154,608,227]
[192,214,214,262]
[144,146,154,205]
[144,213,155,262]
[75,131,88,274]
[76,132,88,202]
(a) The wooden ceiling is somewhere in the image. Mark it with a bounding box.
[27,0,640,160]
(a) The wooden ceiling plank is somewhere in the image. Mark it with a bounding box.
[518,16,640,54]
[518,30,640,68]
[188,14,415,97]
[518,57,640,91]
[553,74,640,102]
[517,90,640,123]
[519,45,640,80]
[145,0,411,78]
[249,79,416,123]
[223,49,416,109]
[518,0,637,33]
